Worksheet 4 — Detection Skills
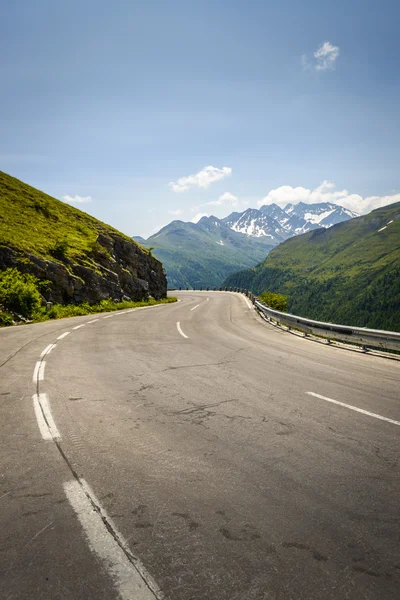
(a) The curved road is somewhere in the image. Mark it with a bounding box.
[1,292,399,600]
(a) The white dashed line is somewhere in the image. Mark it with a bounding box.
[190,304,200,311]
[57,331,71,340]
[176,322,188,339]
[87,319,100,324]
[72,324,86,330]
[64,478,161,600]
[306,392,400,427]
[32,393,61,441]
[40,344,56,358]
[103,314,115,319]
[32,361,41,383]
[33,394,53,440]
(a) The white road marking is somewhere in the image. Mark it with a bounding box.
[176,322,188,339]
[103,314,115,319]
[190,304,200,311]
[206,297,209,301]
[243,297,252,309]
[32,361,41,383]
[57,331,70,340]
[87,318,100,324]
[40,344,56,358]
[306,392,400,427]
[64,478,161,600]
[32,394,61,441]
[33,394,52,440]
[72,324,86,330]
[38,361,46,381]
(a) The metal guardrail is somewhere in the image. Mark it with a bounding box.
[253,298,400,353]
[168,287,400,352]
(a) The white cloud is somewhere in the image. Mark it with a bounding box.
[302,41,339,71]
[169,165,232,192]
[207,192,239,207]
[315,41,339,70]
[258,181,400,214]
[168,208,184,216]
[192,213,209,223]
[63,194,92,203]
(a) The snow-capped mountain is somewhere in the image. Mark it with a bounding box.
[222,208,287,242]
[222,202,358,240]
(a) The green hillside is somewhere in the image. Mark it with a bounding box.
[0,171,167,305]
[0,171,143,262]
[138,216,275,288]
[224,202,400,331]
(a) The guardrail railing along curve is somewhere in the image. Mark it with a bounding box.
[253,298,400,353]
[168,287,400,353]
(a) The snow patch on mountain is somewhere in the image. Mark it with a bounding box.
[223,201,358,240]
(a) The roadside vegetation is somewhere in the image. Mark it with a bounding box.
[258,291,288,312]
[0,268,176,327]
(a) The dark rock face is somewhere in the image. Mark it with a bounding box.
[0,232,167,304]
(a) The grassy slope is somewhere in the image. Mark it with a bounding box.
[142,219,275,288]
[224,202,400,330]
[0,170,149,266]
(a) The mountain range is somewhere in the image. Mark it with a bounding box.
[222,202,358,241]
[135,202,358,287]
[224,202,400,331]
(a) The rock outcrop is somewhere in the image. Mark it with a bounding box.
[0,232,167,304]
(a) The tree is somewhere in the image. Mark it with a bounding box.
[259,291,288,312]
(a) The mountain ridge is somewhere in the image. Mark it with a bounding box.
[135,201,358,287]
[223,202,400,331]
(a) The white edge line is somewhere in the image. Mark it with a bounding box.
[57,331,70,340]
[38,393,61,439]
[176,322,188,339]
[32,394,53,440]
[190,304,200,311]
[72,324,86,330]
[306,392,400,427]
[32,361,41,383]
[38,361,46,381]
[244,297,252,309]
[63,478,161,600]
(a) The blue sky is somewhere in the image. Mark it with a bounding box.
[1,0,399,237]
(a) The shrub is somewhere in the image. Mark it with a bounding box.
[0,311,13,326]
[259,291,288,312]
[50,239,69,261]
[0,268,42,318]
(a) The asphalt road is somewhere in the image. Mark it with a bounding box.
[1,291,399,600]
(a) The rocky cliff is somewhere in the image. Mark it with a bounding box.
[0,171,167,303]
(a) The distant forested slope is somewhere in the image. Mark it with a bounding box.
[223,202,400,331]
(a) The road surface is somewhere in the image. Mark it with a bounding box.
[1,291,399,599]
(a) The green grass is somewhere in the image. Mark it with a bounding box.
[0,297,177,327]
[0,170,150,266]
